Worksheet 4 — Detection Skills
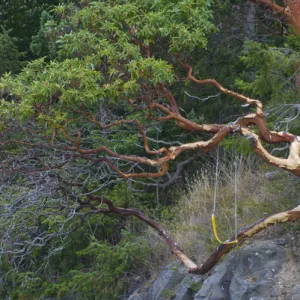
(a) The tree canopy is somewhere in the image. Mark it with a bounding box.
[1,0,300,299]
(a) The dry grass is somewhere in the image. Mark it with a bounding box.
[140,156,300,277]
[163,158,299,265]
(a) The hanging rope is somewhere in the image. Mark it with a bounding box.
[212,145,220,214]
[234,160,238,241]
[211,147,238,245]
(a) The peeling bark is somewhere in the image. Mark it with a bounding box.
[84,194,300,275]
[86,195,198,270]
[2,4,300,275]
[189,205,300,274]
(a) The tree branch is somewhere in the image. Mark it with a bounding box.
[87,195,198,269]
[190,204,300,274]
[84,194,300,274]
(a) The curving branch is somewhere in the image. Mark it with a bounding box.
[175,58,300,176]
[189,204,300,274]
[2,34,300,278]
[85,195,198,269]
[77,194,300,274]
[241,129,300,176]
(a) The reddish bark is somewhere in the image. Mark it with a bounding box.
[83,195,300,274]
[189,206,300,274]
[2,5,300,274]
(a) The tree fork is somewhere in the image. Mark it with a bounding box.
[189,204,300,274]
[86,195,300,274]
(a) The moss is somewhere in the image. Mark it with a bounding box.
[161,289,176,299]
[189,281,203,293]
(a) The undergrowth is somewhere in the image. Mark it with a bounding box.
[144,156,300,271]
[2,158,300,300]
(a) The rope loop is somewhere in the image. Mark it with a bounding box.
[211,147,238,245]
[211,214,238,245]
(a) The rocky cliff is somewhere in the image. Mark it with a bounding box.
[127,238,300,300]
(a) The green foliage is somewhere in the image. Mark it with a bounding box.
[0,216,153,300]
[161,288,176,299]
[221,136,252,157]
[0,0,216,188]
[0,0,59,55]
[0,0,215,123]
[189,281,203,294]
[236,40,299,104]
[1,1,300,300]
[107,182,136,207]
[30,11,56,58]
[0,27,26,75]
[41,230,151,300]
[6,272,42,300]
[286,35,300,52]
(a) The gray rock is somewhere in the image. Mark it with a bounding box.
[127,239,300,300]
[277,238,286,246]
[171,273,203,300]
[287,285,300,300]
[148,264,186,300]
[127,292,146,300]
[127,263,205,300]
[194,240,291,300]
[195,241,283,300]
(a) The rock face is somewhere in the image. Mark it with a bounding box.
[127,262,204,300]
[127,239,300,300]
[195,240,286,300]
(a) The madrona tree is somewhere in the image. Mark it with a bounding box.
[0,0,300,275]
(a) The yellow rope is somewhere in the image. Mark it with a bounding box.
[211,214,238,245]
